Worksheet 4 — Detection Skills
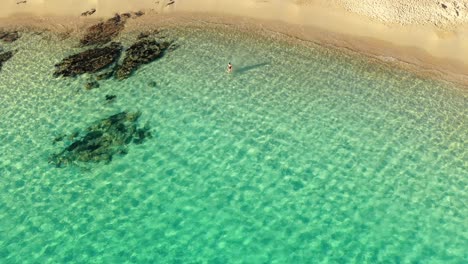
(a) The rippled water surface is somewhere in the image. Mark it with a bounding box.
[0,25,466,263]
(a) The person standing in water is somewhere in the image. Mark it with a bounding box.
[227,62,233,73]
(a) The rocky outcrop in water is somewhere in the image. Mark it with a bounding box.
[80,14,126,46]
[105,94,116,101]
[0,31,20,43]
[115,39,170,80]
[85,80,100,90]
[0,51,14,71]
[54,42,122,77]
[50,111,151,167]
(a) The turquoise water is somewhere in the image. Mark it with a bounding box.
[0,25,467,263]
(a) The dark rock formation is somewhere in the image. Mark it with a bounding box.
[80,14,126,46]
[54,42,122,77]
[81,8,96,17]
[85,80,100,90]
[0,51,14,71]
[49,111,151,167]
[0,31,20,43]
[115,39,169,80]
[105,94,116,101]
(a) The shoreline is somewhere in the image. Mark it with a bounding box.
[1,0,468,89]
[165,12,468,90]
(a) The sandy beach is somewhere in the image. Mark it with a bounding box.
[1,0,468,87]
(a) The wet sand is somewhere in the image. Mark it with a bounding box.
[1,0,468,88]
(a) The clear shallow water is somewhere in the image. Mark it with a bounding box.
[0,25,466,263]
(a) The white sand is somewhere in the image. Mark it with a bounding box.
[331,0,468,28]
[4,0,468,28]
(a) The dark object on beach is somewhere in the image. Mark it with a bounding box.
[81,8,96,17]
[54,42,122,77]
[16,0,27,4]
[105,94,117,101]
[115,39,170,80]
[441,3,448,9]
[85,80,100,90]
[167,0,175,6]
[0,31,20,43]
[121,13,132,19]
[49,111,151,167]
[80,14,126,46]
[0,51,14,71]
[133,11,145,17]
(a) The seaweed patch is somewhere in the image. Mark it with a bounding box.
[50,111,151,167]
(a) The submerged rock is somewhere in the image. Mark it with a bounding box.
[0,51,14,71]
[115,39,170,80]
[53,134,65,144]
[148,81,157,87]
[54,42,122,77]
[0,31,20,43]
[85,80,100,90]
[137,30,160,40]
[96,68,115,80]
[105,94,116,101]
[137,32,150,40]
[49,111,151,167]
[80,14,126,46]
